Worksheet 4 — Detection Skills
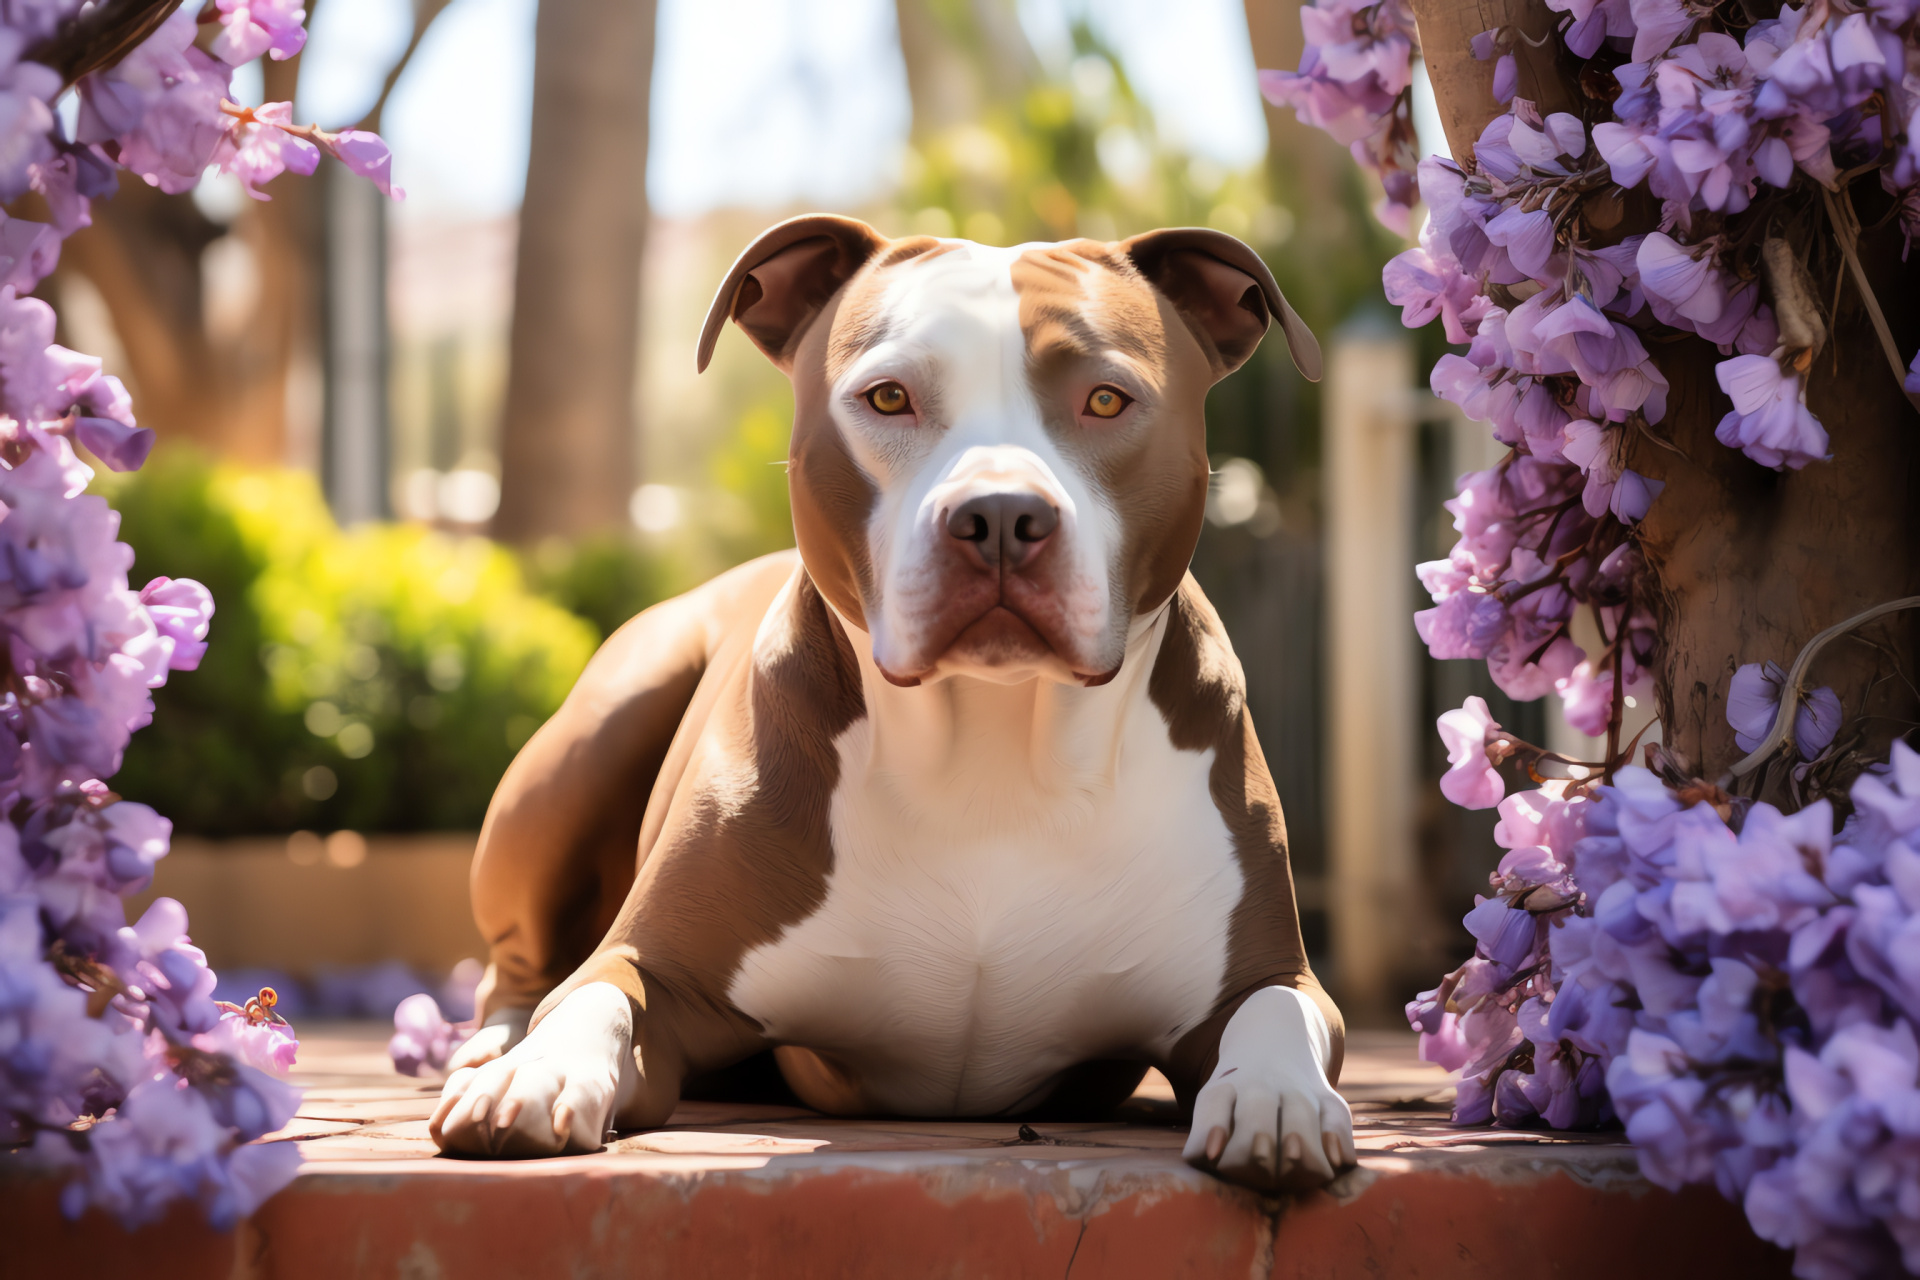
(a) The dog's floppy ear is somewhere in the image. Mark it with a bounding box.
[697,214,889,373]
[1118,227,1321,382]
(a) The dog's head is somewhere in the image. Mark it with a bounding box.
[698,216,1319,687]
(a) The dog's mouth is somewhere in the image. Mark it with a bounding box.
[875,602,1119,689]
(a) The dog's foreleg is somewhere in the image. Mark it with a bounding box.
[1181,985,1356,1190]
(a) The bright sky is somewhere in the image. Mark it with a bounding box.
[295,0,1270,220]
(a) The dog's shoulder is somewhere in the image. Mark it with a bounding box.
[610,554,862,1020]
[743,556,866,739]
[1146,573,1248,754]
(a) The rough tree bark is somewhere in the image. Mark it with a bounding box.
[1406,0,1920,792]
[491,0,657,543]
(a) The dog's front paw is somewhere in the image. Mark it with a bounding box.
[430,983,634,1158]
[1182,986,1355,1193]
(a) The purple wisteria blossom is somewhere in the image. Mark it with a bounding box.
[1408,783,1602,1127]
[1728,660,1844,759]
[1408,742,1920,1279]
[0,0,401,1232]
[1715,354,1830,470]
[80,9,235,195]
[214,101,320,200]
[1259,0,1418,231]
[1278,0,1920,1270]
[329,130,404,201]
[1439,696,1507,809]
[1638,232,1728,326]
[388,992,474,1078]
[211,0,309,65]
[140,577,215,673]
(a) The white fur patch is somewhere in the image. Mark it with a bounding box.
[727,612,1242,1115]
[828,242,1124,680]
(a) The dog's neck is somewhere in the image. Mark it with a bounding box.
[826,597,1175,813]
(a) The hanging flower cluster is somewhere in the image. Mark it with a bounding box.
[71,4,401,206]
[0,0,398,1230]
[1258,0,1421,232]
[1272,0,1920,481]
[1407,776,1609,1128]
[1419,716,1920,1279]
[0,429,306,1229]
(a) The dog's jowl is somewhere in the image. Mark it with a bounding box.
[429,216,1354,1191]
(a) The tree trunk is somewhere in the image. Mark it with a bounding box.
[492,0,657,543]
[1406,0,1920,791]
[1635,248,1920,783]
[893,0,1037,144]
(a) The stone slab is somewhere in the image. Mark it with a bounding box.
[5,1025,1793,1279]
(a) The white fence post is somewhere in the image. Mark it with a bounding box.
[1324,318,1418,1020]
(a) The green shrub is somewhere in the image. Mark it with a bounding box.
[106,451,598,835]
[519,534,673,645]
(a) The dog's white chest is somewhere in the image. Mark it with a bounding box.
[727,702,1242,1115]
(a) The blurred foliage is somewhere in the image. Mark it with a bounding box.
[520,534,673,645]
[104,450,598,835]
[705,395,797,566]
[612,389,799,596]
[899,25,1277,247]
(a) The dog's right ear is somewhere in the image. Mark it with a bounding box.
[697,215,889,373]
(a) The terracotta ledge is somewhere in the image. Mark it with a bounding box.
[6,1027,1791,1279]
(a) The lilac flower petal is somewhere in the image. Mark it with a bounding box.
[73,418,155,472]
[1727,661,1786,753]
[1637,232,1727,326]
[1438,696,1505,810]
[1492,54,1518,103]
[1795,685,1843,758]
[328,130,404,201]
[140,577,215,671]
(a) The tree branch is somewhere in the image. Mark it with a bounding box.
[1724,595,1920,782]
[30,0,186,90]
[358,0,454,132]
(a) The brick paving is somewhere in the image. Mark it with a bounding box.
[10,1024,1792,1278]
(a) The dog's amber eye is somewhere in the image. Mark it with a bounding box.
[865,382,913,416]
[1084,386,1131,419]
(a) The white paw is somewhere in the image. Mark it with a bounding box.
[430,983,636,1158]
[1182,986,1355,1192]
[446,1007,533,1073]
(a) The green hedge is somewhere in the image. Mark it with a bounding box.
[106,452,604,835]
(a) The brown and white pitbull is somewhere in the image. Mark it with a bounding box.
[429,214,1353,1191]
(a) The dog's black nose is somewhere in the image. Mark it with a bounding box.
[946,492,1059,568]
